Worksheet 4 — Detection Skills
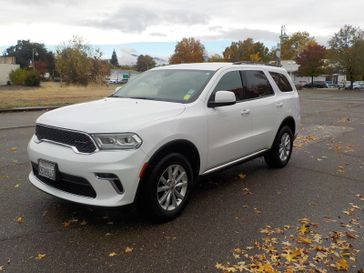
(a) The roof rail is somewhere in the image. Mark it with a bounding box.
[233,61,280,67]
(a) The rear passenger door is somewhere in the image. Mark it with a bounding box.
[240,70,281,151]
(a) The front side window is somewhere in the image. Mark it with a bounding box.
[241,70,274,99]
[270,72,293,92]
[112,69,214,103]
[213,71,244,101]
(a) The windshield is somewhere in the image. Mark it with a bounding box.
[111,69,214,103]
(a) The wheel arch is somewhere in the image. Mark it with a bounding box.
[135,139,201,202]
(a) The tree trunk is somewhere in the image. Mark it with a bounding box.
[350,80,354,90]
[311,76,314,88]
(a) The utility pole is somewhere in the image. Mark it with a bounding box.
[32,49,39,71]
[277,25,288,67]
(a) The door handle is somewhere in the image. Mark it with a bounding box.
[276,102,283,108]
[241,109,251,115]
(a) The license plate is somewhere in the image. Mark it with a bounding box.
[38,159,57,181]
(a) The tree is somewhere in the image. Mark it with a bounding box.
[208,54,225,62]
[296,43,327,87]
[4,40,55,74]
[223,38,270,63]
[55,36,109,85]
[169,38,205,64]
[135,55,156,72]
[110,49,119,67]
[91,49,111,84]
[281,32,316,60]
[329,25,364,89]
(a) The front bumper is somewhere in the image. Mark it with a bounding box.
[28,135,149,207]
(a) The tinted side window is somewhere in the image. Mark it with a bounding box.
[213,71,243,101]
[270,72,293,92]
[241,70,274,99]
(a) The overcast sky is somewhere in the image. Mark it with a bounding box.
[0,0,363,60]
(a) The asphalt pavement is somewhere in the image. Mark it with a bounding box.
[0,89,363,272]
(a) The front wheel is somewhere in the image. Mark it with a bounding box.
[137,153,194,221]
[264,126,293,168]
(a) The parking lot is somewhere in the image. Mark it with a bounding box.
[0,89,364,272]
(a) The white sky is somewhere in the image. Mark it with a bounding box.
[0,0,363,59]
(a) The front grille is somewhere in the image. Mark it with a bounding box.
[32,162,97,198]
[35,124,97,153]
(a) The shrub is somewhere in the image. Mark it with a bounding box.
[25,70,41,86]
[9,68,28,85]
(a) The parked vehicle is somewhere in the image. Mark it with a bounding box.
[303,81,328,88]
[28,63,301,220]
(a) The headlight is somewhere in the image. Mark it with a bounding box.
[92,133,142,150]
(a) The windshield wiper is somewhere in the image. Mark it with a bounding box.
[108,95,153,100]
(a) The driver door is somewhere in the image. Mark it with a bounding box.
[205,70,255,170]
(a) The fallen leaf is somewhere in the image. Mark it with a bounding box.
[124,246,133,253]
[34,253,46,260]
[10,147,17,152]
[14,184,20,188]
[238,173,246,180]
[108,252,117,257]
[253,208,261,214]
[243,187,252,195]
[334,258,349,271]
[63,220,71,228]
[16,216,24,224]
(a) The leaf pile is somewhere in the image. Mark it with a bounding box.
[215,196,364,272]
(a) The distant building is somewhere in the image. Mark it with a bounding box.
[281,60,346,86]
[0,56,20,85]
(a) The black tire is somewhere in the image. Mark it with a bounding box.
[137,153,194,222]
[264,126,293,168]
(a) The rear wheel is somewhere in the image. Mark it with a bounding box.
[137,153,194,221]
[264,126,293,168]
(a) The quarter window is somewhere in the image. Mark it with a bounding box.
[270,72,293,92]
[241,70,274,99]
[213,71,244,101]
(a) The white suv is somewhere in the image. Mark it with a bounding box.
[28,63,300,220]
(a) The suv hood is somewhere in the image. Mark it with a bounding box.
[36,97,186,133]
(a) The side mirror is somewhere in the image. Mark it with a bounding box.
[208,91,236,108]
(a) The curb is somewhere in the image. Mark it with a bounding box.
[0,125,35,131]
[0,106,60,113]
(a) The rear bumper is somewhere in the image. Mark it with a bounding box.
[28,135,149,207]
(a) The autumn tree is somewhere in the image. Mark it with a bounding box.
[223,38,270,63]
[281,32,316,60]
[329,25,364,89]
[110,49,119,67]
[91,49,111,84]
[296,43,327,87]
[56,37,109,85]
[135,55,156,72]
[169,38,205,64]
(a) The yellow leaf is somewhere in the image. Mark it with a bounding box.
[298,224,308,235]
[10,147,17,152]
[297,236,312,244]
[35,253,46,260]
[14,184,20,188]
[108,252,117,257]
[16,216,24,224]
[334,258,349,271]
[124,246,133,253]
